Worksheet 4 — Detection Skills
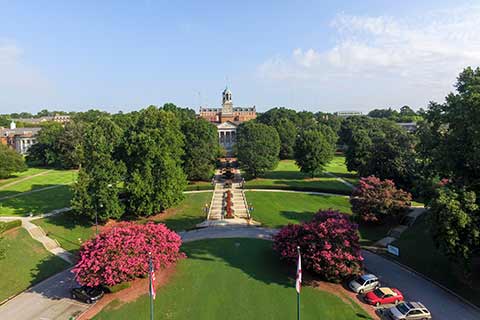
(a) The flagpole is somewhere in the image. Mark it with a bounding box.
[297,246,301,320]
[149,252,154,320]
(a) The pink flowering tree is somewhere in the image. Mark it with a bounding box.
[273,210,363,282]
[73,222,184,287]
[350,175,412,223]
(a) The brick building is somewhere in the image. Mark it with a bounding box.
[198,87,256,154]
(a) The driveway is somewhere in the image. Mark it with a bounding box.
[363,250,480,320]
[0,268,88,320]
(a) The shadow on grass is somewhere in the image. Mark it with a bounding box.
[279,210,316,224]
[182,238,293,288]
[0,184,73,216]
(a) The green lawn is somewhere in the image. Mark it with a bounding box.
[0,185,73,216]
[140,192,213,231]
[247,191,390,245]
[184,181,213,191]
[392,214,480,307]
[0,228,70,302]
[0,169,77,197]
[93,238,372,320]
[0,169,77,216]
[245,156,356,194]
[33,213,95,253]
[0,168,49,188]
[33,192,213,253]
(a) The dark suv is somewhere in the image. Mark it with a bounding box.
[71,286,104,304]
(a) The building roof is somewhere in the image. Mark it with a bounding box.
[0,127,41,137]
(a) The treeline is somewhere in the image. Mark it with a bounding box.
[235,109,339,178]
[31,104,220,221]
[367,105,423,123]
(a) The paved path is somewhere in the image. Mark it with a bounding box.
[324,171,355,188]
[0,208,74,263]
[0,268,88,320]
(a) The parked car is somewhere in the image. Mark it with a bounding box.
[348,274,380,293]
[384,301,432,320]
[364,287,404,306]
[71,286,104,304]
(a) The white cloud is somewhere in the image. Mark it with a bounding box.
[258,5,480,110]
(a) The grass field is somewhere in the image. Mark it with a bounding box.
[140,192,212,231]
[0,185,73,216]
[0,228,69,302]
[392,214,480,307]
[93,238,372,320]
[0,169,77,216]
[247,191,390,245]
[245,156,356,194]
[0,168,49,188]
[33,192,213,253]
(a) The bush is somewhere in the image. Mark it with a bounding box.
[350,175,412,223]
[73,222,184,287]
[273,210,363,282]
[0,220,22,233]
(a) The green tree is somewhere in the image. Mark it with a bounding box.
[236,122,280,177]
[56,120,85,168]
[429,185,480,270]
[419,67,480,269]
[123,106,186,216]
[294,129,335,177]
[71,117,125,222]
[275,118,297,159]
[340,117,417,190]
[182,118,219,181]
[0,144,27,178]
[26,122,64,166]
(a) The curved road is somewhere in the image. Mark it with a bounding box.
[1,226,479,320]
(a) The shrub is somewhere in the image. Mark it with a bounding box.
[273,210,363,282]
[350,175,412,223]
[73,222,184,287]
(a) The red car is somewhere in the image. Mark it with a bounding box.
[364,287,404,306]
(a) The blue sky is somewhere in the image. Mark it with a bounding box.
[1,0,479,114]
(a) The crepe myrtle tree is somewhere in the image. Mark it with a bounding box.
[273,210,363,282]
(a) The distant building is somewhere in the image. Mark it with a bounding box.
[198,87,256,154]
[334,111,363,117]
[13,114,70,125]
[397,122,418,133]
[0,121,41,154]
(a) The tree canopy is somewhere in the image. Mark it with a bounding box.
[294,127,336,177]
[236,121,280,177]
[0,144,27,179]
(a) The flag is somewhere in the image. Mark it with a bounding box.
[296,247,302,294]
[149,257,156,300]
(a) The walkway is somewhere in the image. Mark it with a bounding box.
[0,268,89,320]
[197,167,252,227]
[0,207,74,264]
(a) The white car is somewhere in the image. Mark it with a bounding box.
[348,274,380,294]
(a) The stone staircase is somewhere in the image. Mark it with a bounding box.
[198,167,256,227]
